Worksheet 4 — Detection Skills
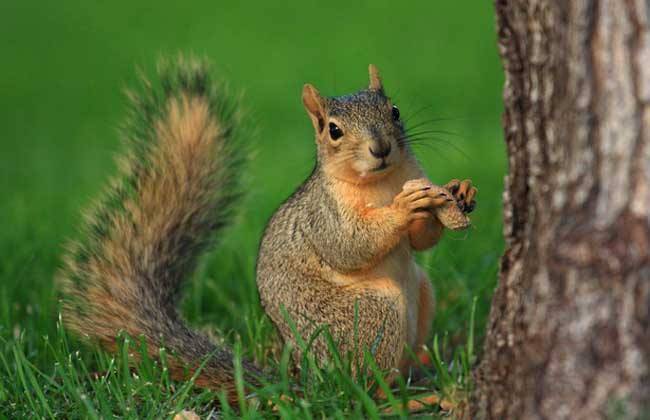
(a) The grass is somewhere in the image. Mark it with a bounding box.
[0,1,504,418]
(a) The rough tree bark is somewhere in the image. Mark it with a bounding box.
[474,1,650,419]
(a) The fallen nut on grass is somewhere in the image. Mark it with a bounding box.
[381,393,458,415]
[403,179,470,231]
[173,410,200,420]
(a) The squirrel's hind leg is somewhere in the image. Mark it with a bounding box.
[400,267,435,371]
[276,277,408,374]
[415,268,435,350]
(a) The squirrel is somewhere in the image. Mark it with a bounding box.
[58,57,477,404]
[257,65,476,374]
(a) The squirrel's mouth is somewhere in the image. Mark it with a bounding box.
[371,160,389,172]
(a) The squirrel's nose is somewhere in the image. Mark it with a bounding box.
[369,143,391,159]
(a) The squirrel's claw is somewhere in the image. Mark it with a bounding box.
[446,179,477,214]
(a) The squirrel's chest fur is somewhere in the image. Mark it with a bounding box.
[329,167,424,346]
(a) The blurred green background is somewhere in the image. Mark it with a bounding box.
[0,0,503,410]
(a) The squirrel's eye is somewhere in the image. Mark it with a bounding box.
[392,105,400,121]
[329,122,343,140]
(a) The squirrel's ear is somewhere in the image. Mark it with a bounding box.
[368,64,383,92]
[302,84,326,133]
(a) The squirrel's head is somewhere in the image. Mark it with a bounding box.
[302,65,410,184]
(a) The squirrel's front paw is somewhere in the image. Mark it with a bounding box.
[392,179,454,226]
[444,179,477,214]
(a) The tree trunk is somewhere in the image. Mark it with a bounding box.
[474,1,650,419]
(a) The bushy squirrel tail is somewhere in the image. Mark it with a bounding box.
[58,57,262,401]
